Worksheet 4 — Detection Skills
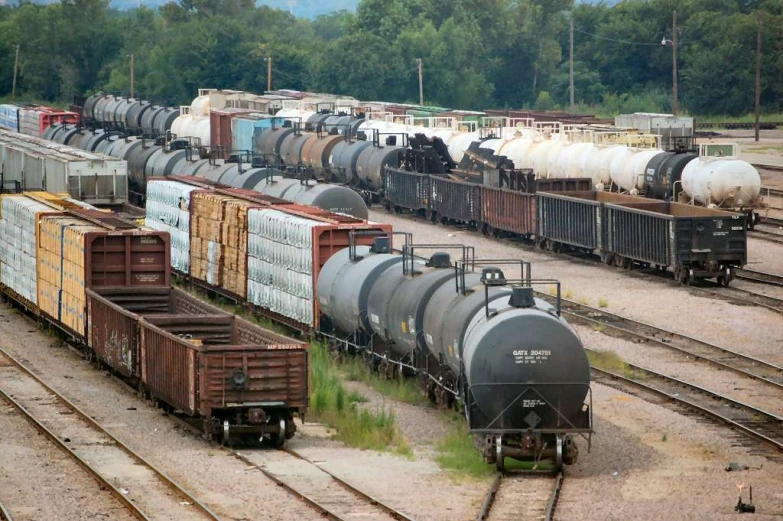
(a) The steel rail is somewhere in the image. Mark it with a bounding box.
[0,500,11,521]
[696,285,783,315]
[544,472,564,521]
[283,448,416,520]
[0,388,150,521]
[231,449,416,521]
[0,347,222,521]
[734,267,783,288]
[538,294,783,392]
[476,472,562,521]
[590,358,783,455]
[749,227,783,246]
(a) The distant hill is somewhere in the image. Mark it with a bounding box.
[8,0,611,15]
[106,0,361,15]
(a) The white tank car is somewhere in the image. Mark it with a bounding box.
[170,110,190,138]
[610,148,662,193]
[190,94,211,117]
[498,137,535,168]
[549,142,593,179]
[447,131,480,163]
[681,157,761,207]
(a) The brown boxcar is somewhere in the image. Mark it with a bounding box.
[480,186,536,237]
[139,313,308,444]
[86,286,220,378]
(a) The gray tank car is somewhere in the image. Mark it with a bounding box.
[316,239,593,470]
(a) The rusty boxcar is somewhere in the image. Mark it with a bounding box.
[140,312,308,445]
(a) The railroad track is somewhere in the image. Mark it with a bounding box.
[754,163,783,173]
[476,472,562,521]
[735,267,783,287]
[590,357,783,459]
[697,284,783,315]
[0,347,222,521]
[387,211,783,318]
[232,448,415,521]
[540,294,783,393]
[750,225,783,246]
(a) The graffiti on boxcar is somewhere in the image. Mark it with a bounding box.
[106,329,133,373]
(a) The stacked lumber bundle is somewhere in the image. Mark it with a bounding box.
[190,192,255,297]
[38,215,103,333]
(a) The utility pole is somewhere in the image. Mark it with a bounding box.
[11,44,19,101]
[130,53,135,98]
[754,20,762,142]
[417,58,424,105]
[569,16,575,112]
[672,10,679,116]
[267,56,272,92]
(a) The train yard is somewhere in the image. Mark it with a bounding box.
[0,94,782,520]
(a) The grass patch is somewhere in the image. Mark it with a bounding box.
[435,419,556,478]
[564,289,574,299]
[590,322,608,333]
[310,341,412,457]
[588,349,640,380]
[340,356,427,406]
[662,433,668,442]
[579,296,590,306]
[435,423,495,478]
[598,297,609,308]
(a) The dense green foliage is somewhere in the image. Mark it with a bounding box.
[0,0,781,116]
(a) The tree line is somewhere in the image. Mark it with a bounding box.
[0,0,781,116]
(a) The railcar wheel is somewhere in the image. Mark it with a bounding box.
[555,435,564,471]
[495,435,505,473]
[273,417,287,448]
[222,420,230,446]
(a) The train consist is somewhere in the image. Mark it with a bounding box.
[143,176,593,470]
[0,191,309,445]
[384,168,748,286]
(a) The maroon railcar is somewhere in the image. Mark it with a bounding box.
[139,313,308,444]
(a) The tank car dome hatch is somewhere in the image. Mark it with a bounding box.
[461,297,590,431]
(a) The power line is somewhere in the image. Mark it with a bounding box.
[574,28,662,46]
